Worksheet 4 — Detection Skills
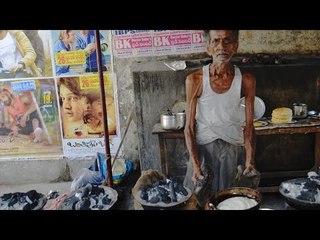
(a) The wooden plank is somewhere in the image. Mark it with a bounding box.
[256,126,320,135]
[261,170,308,178]
[258,186,280,193]
[153,122,320,136]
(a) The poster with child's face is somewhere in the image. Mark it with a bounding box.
[57,73,119,156]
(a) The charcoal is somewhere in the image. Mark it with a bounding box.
[149,196,160,203]
[174,183,188,196]
[25,190,39,202]
[18,194,27,204]
[92,196,99,204]
[1,193,13,201]
[156,186,169,196]
[61,195,79,210]
[158,180,166,186]
[169,181,177,202]
[102,196,112,205]
[90,185,103,196]
[140,189,148,201]
[76,199,91,210]
[297,191,316,202]
[92,205,104,210]
[161,195,171,204]
[303,180,319,193]
[8,195,18,207]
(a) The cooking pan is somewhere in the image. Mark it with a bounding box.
[212,187,262,210]
[279,178,320,210]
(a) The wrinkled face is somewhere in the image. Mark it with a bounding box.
[206,30,238,64]
[0,91,12,106]
[59,84,89,122]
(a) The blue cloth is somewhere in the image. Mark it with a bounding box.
[75,30,106,72]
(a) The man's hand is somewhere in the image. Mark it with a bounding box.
[9,63,24,73]
[18,115,28,127]
[85,43,96,54]
[243,162,255,176]
[192,165,204,185]
[8,129,18,137]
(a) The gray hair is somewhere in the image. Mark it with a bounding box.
[203,30,239,43]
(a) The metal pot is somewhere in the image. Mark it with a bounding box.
[161,112,186,130]
[175,112,186,130]
[161,113,176,130]
[293,103,308,119]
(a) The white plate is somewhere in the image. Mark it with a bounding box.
[240,96,266,121]
[253,120,268,127]
[268,119,297,124]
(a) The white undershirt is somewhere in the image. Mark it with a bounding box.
[0,32,23,70]
[195,64,244,146]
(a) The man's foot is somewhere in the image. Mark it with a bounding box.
[33,127,43,143]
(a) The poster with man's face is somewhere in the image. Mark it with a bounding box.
[0,79,62,156]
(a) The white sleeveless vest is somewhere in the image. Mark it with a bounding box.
[195,64,244,146]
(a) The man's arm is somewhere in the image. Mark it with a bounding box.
[184,70,203,182]
[19,92,37,127]
[241,72,256,174]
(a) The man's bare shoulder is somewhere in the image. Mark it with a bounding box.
[186,69,203,84]
[242,72,256,85]
[241,72,256,96]
[242,72,255,80]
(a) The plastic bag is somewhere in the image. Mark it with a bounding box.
[71,153,107,191]
[97,152,133,185]
[70,168,103,192]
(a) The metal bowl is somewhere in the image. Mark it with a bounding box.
[279,178,320,210]
[212,187,262,210]
[134,187,192,210]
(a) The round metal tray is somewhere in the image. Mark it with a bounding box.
[279,178,320,210]
[134,187,192,209]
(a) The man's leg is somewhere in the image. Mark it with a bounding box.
[184,140,220,209]
[218,140,242,190]
[30,117,44,143]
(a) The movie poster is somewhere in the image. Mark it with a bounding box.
[0,30,53,79]
[0,79,63,156]
[0,30,121,159]
[57,73,121,156]
[51,30,113,76]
